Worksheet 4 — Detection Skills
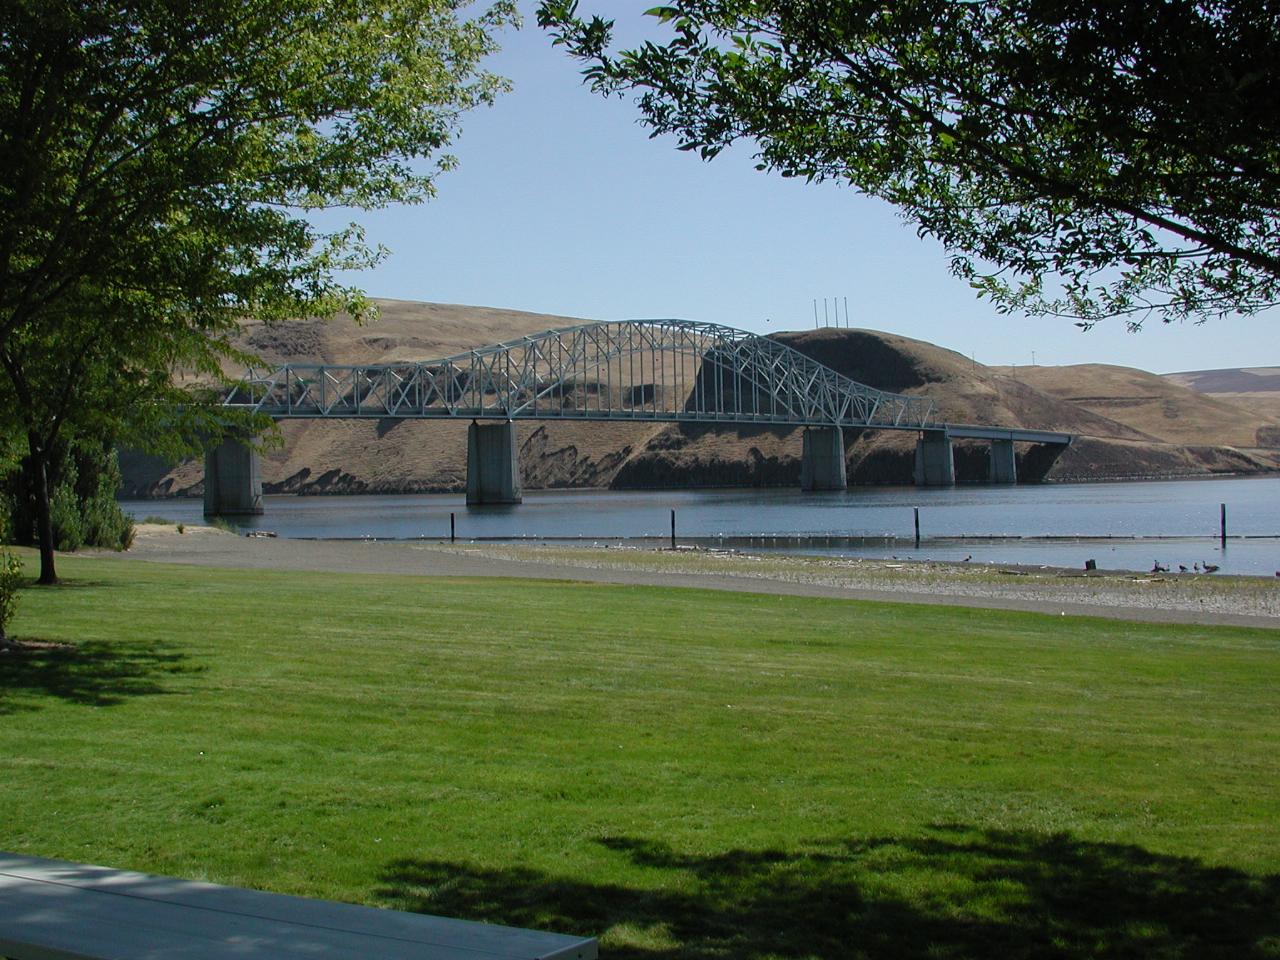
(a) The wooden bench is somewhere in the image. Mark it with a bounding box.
[0,853,597,960]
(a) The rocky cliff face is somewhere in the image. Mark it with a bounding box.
[119,301,1280,498]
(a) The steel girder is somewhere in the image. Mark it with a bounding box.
[222,319,937,430]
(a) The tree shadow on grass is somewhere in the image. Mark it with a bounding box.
[0,637,201,714]
[376,825,1280,959]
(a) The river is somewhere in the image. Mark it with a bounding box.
[120,475,1280,576]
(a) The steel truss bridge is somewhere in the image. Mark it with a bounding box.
[224,319,940,430]
[208,319,1071,512]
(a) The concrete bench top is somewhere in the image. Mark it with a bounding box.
[0,853,597,960]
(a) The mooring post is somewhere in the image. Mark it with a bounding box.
[914,507,921,548]
[670,509,676,551]
[450,512,456,543]
[1220,502,1227,547]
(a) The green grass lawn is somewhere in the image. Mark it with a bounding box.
[2,552,1279,959]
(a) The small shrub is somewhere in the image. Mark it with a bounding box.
[176,523,185,535]
[4,440,134,552]
[51,479,85,551]
[81,494,134,550]
[0,549,22,641]
[209,517,240,534]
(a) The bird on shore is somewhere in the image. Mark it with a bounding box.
[1151,561,1169,573]
[1203,562,1220,573]
[962,555,972,562]
[1178,564,1188,573]
[1194,562,1202,573]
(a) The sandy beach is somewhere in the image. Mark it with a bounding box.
[85,524,1280,630]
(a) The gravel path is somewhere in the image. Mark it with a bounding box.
[89,525,1280,630]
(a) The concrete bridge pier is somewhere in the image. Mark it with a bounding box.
[203,438,264,516]
[914,429,955,486]
[988,439,1017,484]
[800,426,847,491]
[466,420,522,505]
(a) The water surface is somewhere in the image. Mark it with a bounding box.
[122,476,1280,576]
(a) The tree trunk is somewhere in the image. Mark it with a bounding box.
[29,434,57,585]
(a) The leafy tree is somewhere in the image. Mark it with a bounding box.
[538,1,1280,327]
[0,0,515,583]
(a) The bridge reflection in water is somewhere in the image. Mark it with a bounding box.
[207,320,1070,516]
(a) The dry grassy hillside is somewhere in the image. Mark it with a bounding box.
[612,329,1157,487]
[1165,367,1280,440]
[613,328,1279,487]
[1166,366,1280,393]
[237,300,582,366]
[124,300,666,497]
[989,362,1280,449]
[120,302,1280,497]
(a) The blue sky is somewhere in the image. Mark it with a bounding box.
[312,4,1276,375]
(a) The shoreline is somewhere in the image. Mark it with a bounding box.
[77,525,1280,630]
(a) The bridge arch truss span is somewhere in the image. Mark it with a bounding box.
[224,319,937,430]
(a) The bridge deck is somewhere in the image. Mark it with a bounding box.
[940,425,1073,444]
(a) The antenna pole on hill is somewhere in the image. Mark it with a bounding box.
[813,299,818,329]
[844,296,849,329]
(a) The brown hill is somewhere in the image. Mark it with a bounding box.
[1164,367,1280,441]
[236,299,583,366]
[120,301,1280,497]
[782,331,1148,437]
[1166,366,1280,394]
[125,301,667,497]
[989,362,1280,449]
[612,330,1278,487]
